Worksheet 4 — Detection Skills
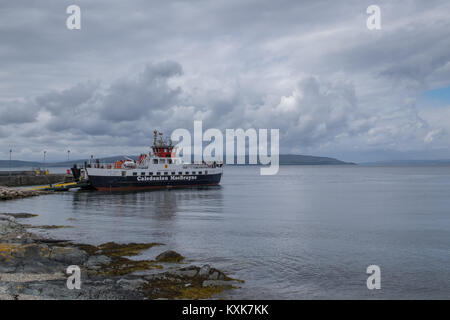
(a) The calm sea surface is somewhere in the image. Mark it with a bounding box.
[2,165,449,299]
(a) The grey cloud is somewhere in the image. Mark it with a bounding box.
[0,100,39,125]
[248,77,372,147]
[100,61,183,121]
[37,82,99,116]
[30,61,183,144]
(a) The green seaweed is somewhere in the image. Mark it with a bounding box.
[2,213,38,219]
[24,224,73,229]
[70,241,164,277]
[97,242,162,257]
[97,257,163,276]
[142,277,227,300]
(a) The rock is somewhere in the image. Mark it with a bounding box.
[116,278,147,291]
[202,280,233,288]
[0,217,240,300]
[0,220,28,240]
[0,215,15,222]
[208,268,226,281]
[50,246,88,265]
[144,274,167,281]
[0,265,17,273]
[175,266,199,278]
[165,267,199,279]
[15,243,51,260]
[155,250,184,263]
[103,279,114,284]
[85,255,112,267]
[198,264,211,278]
[0,187,42,201]
[1,213,38,219]
[196,265,227,280]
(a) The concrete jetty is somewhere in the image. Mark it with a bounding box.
[0,173,70,187]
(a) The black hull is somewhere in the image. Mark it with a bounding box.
[88,173,222,191]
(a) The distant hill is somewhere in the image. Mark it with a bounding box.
[0,160,42,168]
[0,154,354,167]
[278,154,354,165]
[361,159,450,166]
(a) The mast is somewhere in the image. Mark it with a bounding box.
[152,130,176,158]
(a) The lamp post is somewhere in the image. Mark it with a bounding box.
[9,149,12,177]
[67,150,70,161]
[43,150,47,172]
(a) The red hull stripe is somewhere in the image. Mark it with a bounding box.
[95,183,220,192]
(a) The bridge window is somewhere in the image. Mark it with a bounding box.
[171,172,175,175]
[178,172,182,175]
[192,171,196,175]
[141,172,145,176]
[164,172,168,175]
[198,171,202,174]
[148,172,153,176]
[153,159,158,164]
[132,172,137,176]
[160,159,166,164]
[156,172,161,176]
[185,172,189,175]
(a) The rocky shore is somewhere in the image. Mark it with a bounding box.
[0,187,43,201]
[0,213,241,300]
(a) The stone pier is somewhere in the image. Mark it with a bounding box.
[0,173,70,187]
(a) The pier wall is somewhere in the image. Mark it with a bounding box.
[0,174,70,187]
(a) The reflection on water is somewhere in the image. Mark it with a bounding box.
[64,187,224,247]
[1,166,449,299]
[72,190,182,219]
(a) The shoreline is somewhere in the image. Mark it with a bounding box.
[0,213,241,300]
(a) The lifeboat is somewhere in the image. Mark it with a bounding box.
[122,160,137,169]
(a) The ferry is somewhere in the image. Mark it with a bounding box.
[78,131,223,191]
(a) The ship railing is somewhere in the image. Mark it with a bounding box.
[85,162,128,169]
[185,160,224,168]
[85,160,224,169]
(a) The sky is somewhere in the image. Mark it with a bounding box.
[1,0,450,163]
